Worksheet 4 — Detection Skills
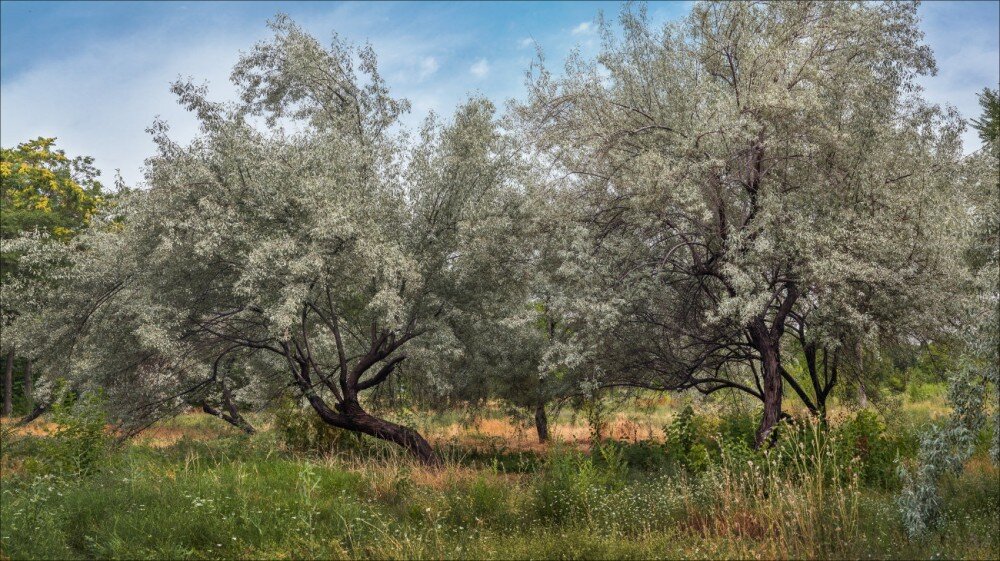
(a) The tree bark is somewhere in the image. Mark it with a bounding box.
[287,313,438,465]
[23,359,33,413]
[306,394,440,466]
[16,403,47,426]
[755,340,784,448]
[750,284,797,448]
[2,349,13,417]
[341,400,438,465]
[534,402,549,443]
[201,403,256,434]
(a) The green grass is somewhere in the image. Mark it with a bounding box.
[1,405,997,560]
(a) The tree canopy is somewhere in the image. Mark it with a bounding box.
[2,4,995,463]
[519,1,970,445]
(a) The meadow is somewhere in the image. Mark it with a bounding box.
[1,392,997,560]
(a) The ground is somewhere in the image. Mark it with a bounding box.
[0,393,996,560]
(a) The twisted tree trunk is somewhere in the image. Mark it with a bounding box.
[202,403,256,434]
[755,340,783,448]
[749,284,798,449]
[201,380,255,434]
[23,359,33,413]
[305,393,439,466]
[2,349,13,417]
[16,403,47,426]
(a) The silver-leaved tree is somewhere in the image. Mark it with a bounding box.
[7,17,525,465]
[520,2,971,446]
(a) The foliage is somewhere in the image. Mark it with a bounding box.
[898,362,994,537]
[35,390,110,477]
[272,397,366,456]
[838,410,897,489]
[663,405,710,475]
[897,81,1000,537]
[1,403,996,560]
[0,137,105,245]
[7,17,527,462]
[533,445,627,525]
[971,88,1000,145]
[520,0,971,446]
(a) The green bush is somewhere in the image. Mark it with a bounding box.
[717,409,758,449]
[35,391,110,477]
[272,397,367,456]
[534,446,626,525]
[908,382,947,403]
[839,409,899,489]
[607,439,669,471]
[664,405,711,475]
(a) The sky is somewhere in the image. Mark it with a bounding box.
[1,0,998,187]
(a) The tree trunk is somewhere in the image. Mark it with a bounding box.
[310,397,440,466]
[350,410,439,466]
[534,402,549,443]
[201,403,256,435]
[856,340,868,407]
[23,359,33,413]
[2,349,13,417]
[754,340,784,449]
[16,403,47,426]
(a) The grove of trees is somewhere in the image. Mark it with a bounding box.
[1,2,996,470]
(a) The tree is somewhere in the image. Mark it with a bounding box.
[13,17,525,464]
[971,88,1000,145]
[440,179,587,443]
[0,137,106,417]
[897,83,999,538]
[521,2,969,446]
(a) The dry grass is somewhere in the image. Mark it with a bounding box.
[428,412,667,452]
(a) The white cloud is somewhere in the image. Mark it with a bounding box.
[0,7,472,187]
[571,22,593,36]
[917,1,1000,153]
[0,28,248,188]
[418,56,439,80]
[469,58,490,78]
[518,37,534,49]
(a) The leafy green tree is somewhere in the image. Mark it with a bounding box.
[896,85,997,537]
[971,88,1000,145]
[1,138,106,417]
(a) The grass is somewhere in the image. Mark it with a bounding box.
[0,397,997,560]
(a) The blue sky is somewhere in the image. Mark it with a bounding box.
[1,1,997,186]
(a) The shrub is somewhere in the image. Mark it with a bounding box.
[908,382,947,403]
[839,409,899,489]
[716,410,755,444]
[35,390,110,477]
[272,397,366,456]
[664,405,710,475]
[534,446,626,525]
[608,440,670,471]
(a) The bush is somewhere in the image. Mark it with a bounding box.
[717,409,758,450]
[664,405,710,475]
[908,382,946,403]
[35,390,110,477]
[272,397,366,456]
[839,409,899,489]
[608,439,670,471]
[534,446,625,525]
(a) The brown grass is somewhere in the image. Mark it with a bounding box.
[427,412,666,453]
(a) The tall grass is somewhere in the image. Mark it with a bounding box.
[1,407,996,560]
